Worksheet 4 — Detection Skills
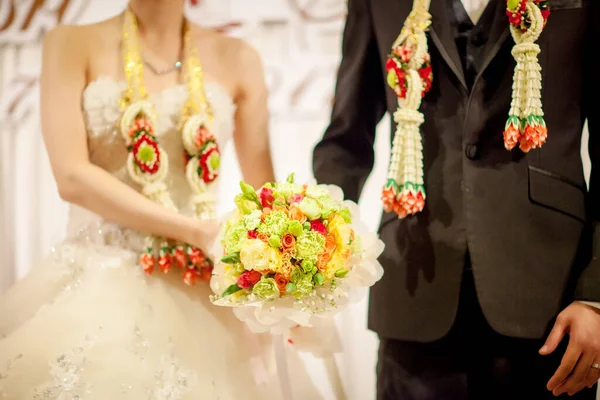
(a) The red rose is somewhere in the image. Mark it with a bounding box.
[259,187,275,208]
[310,220,327,236]
[237,270,262,289]
[248,230,259,239]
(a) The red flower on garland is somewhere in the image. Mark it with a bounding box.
[189,247,207,268]
[174,246,188,269]
[381,186,397,214]
[158,253,171,273]
[184,268,200,286]
[418,64,433,95]
[506,0,527,27]
[140,253,155,275]
[194,126,215,150]
[132,134,161,174]
[200,266,213,282]
[128,118,154,139]
[198,143,220,183]
[386,58,408,98]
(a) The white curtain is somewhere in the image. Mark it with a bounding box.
[0,1,592,399]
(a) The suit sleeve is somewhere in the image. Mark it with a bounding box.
[312,0,387,202]
[574,3,600,302]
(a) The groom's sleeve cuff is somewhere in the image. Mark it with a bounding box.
[578,301,600,310]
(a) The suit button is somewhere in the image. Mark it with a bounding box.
[465,144,478,160]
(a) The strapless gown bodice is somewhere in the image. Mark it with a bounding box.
[66,77,236,244]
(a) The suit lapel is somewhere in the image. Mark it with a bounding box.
[428,0,468,89]
[475,0,511,84]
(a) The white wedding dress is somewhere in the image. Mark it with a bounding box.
[0,77,325,399]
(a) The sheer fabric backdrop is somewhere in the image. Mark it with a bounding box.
[0,1,591,399]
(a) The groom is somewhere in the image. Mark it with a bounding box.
[313,0,600,398]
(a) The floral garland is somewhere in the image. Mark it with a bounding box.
[382,0,549,218]
[504,0,549,151]
[381,0,432,218]
[120,9,217,285]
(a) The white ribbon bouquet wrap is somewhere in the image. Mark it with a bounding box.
[210,176,385,335]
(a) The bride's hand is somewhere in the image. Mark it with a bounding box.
[187,219,221,254]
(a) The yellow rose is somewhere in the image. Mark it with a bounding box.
[240,239,282,273]
[324,250,350,279]
[328,214,353,248]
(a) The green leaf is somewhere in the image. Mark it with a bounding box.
[239,181,261,206]
[220,252,241,264]
[222,284,243,297]
[287,173,295,183]
[335,269,349,278]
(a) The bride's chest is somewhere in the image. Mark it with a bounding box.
[81,77,235,172]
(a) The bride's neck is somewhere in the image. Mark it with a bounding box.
[128,0,186,44]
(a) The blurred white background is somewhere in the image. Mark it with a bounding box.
[0,1,592,399]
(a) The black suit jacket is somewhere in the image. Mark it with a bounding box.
[313,0,600,342]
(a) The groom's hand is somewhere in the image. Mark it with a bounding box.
[540,302,600,396]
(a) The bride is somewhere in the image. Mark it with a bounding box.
[0,0,325,398]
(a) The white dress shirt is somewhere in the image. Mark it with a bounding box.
[461,0,490,24]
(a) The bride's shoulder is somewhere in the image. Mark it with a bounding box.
[191,24,263,71]
[43,18,119,57]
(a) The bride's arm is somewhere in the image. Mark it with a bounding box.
[40,26,215,249]
[231,41,275,188]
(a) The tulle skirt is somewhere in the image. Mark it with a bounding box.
[0,237,326,399]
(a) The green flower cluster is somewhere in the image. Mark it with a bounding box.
[257,210,290,238]
[295,230,326,265]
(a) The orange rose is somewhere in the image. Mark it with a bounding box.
[274,273,290,294]
[281,233,296,251]
[324,235,337,255]
[288,206,307,224]
[256,232,270,243]
[317,252,333,271]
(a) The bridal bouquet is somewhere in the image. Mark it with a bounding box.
[210,174,384,333]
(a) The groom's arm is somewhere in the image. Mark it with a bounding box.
[312,0,386,202]
[574,4,600,303]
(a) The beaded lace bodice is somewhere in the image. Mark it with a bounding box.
[66,76,235,240]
